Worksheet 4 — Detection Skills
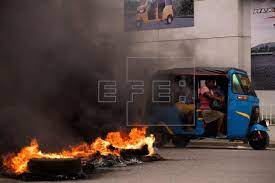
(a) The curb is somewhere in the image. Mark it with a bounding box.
[189,140,275,148]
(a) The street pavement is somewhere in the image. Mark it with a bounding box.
[1,146,274,183]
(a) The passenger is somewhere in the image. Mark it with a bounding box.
[211,85,225,112]
[199,80,226,138]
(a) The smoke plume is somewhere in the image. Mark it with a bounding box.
[0,0,127,153]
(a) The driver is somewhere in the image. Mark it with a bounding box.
[199,80,226,138]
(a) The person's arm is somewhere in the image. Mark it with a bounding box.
[200,86,223,102]
[203,91,224,102]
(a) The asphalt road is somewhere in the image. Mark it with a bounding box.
[1,147,274,183]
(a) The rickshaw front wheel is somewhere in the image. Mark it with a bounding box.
[249,131,269,150]
[172,135,190,148]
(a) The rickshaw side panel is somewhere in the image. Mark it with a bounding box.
[226,97,251,139]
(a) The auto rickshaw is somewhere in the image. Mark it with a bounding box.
[136,0,174,28]
[147,67,270,150]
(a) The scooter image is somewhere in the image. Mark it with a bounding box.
[136,0,174,28]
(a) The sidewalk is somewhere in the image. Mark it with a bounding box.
[189,139,275,148]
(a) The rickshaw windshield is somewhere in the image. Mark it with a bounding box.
[232,74,256,96]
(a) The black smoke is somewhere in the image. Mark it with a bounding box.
[0,0,127,153]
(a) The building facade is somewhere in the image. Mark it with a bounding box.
[94,0,275,137]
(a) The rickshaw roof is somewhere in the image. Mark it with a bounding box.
[156,67,247,76]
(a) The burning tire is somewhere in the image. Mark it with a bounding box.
[249,131,269,150]
[172,136,190,148]
[28,158,83,176]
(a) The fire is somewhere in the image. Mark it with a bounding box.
[105,128,155,155]
[2,127,155,175]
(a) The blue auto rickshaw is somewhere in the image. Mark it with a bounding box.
[147,67,270,150]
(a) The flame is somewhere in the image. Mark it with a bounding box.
[2,127,155,175]
[106,128,155,155]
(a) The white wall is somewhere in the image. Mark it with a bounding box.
[91,0,252,73]
[126,0,251,73]
[269,126,275,142]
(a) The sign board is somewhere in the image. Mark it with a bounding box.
[124,0,194,31]
[251,0,275,90]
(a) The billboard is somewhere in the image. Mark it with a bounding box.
[124,0,194,31]
[251,0,275,90]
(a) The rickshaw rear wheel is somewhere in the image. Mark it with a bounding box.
[249,131,269,150]
[148,127,171,147]
[172,135,190,148]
